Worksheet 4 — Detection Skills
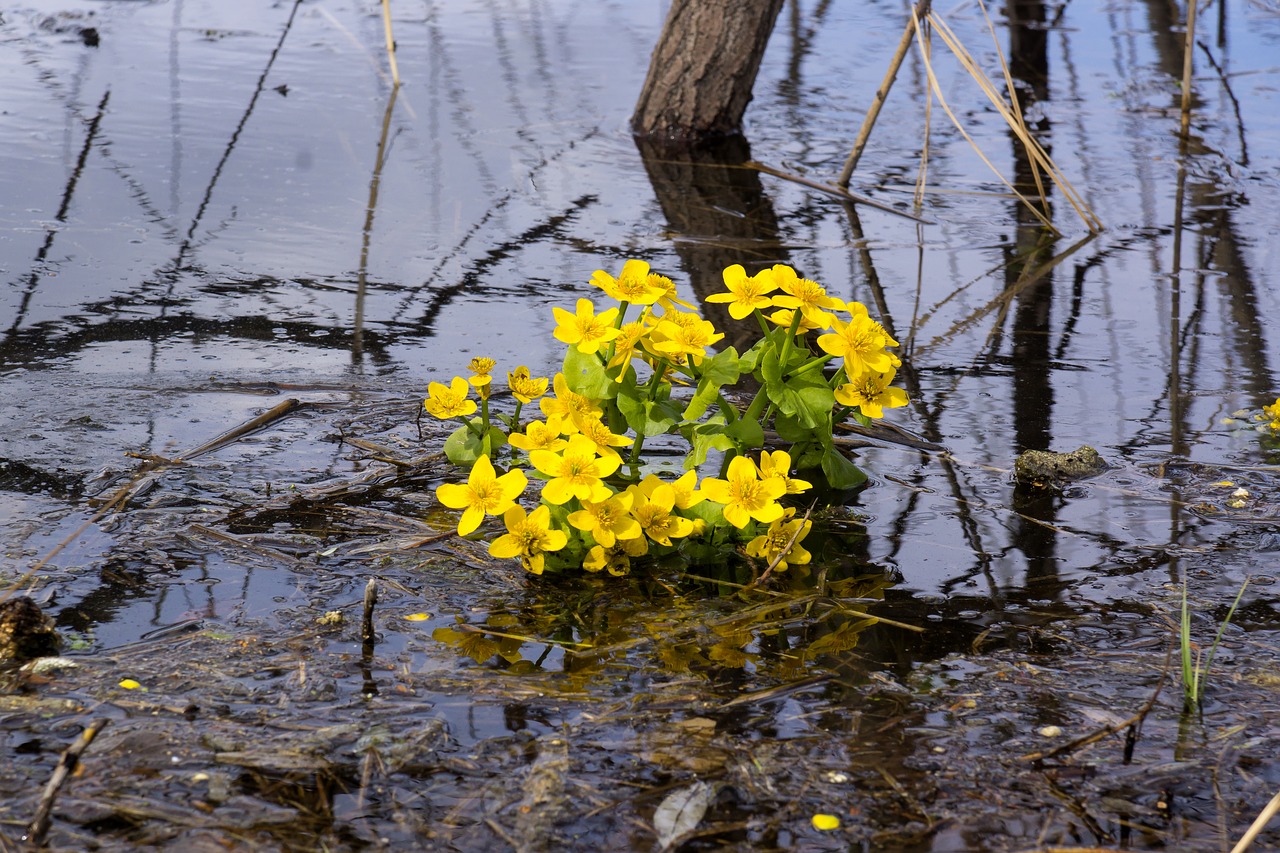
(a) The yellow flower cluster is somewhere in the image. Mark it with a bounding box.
[434,430,811,576]
[1264,398,1280,432]
[422,259,910,578]
[555,259,722,372]
[709,263,907,419]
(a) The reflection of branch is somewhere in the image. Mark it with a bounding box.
[748,160,932,223]
[180,0,303,257]
[5,90,110,335]
[354,85,401,362]
[913,232,1096,360]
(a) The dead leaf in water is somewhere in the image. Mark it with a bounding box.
[653,780,716,851]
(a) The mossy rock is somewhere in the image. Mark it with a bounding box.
[0,597,60,662]
[1014,446,1109,488]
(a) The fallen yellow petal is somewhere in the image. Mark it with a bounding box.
[403,613,431,622]
[118,679,142,690]
[812,814,840,831]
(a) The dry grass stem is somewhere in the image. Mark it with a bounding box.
[380,0,400,87]
[909,3,1102,234]
[838,0,933,188]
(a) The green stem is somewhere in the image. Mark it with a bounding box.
[753,308,773,340]
[604,300,629,366]
[790,354,834,378]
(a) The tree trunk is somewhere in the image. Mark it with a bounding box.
[631,0,784,142]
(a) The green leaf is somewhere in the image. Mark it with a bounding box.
[684,347,740,421]
[766,369,833,429]
[443,423,483,466]
[725,417,764,449]
[443,420,506,466]
[685,421,736,469]
[794,381,836,429]
[562,347,614,400]
[618,381,680,438]
[773,412,812,444]
[680,498,726,529]
[738,338,769,374]
[821,445,868,490]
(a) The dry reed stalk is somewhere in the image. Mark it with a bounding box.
[380,0,400,86]
[929,3,1101,232]
[1179,0,1197,140]
[838,0,933,189]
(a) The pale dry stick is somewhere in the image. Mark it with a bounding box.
[380,0,400,87]
[1179,0,1198,141]
[927,8,1101,232]
[362,577,378,646]
[744,502,815,587]
[913,20,934,211]
[974,0,1048,206]
[315,5,415,120]
[25,718,110,847]
[1230,789,1280,853]
[837,0,933,188]
[905,7,1051,232]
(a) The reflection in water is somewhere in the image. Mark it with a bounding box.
[634,134,786,354]
[353,85,400,368]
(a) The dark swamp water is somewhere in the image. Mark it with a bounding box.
[3,0,1280,850]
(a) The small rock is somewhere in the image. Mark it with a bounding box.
[1014,446,1109,488]
[0,597,61,662]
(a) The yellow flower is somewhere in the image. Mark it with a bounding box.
[435,455,528,536]
[577,416,633,460]
[627,481,695,546]
[540,373,603,433]
[568,490,641,548]
[424,376,477,419]
[745,508,812,572]
[816,304,898,376]
[529,433,621,504]
[705,264,777,320]
[609,319,653,369]
[583,537,648,576]
[507,366,549,403]
[667,470,706,510]
[553,298,622,355]
[649,273,696,312]
[700,455,786,529]
[766,307,824,334]
[508,418,568,453]
[651,315,724,365]
[591,259,667,305]
[769,265,845,328]
[834,368,909,419]
[489,505,568,575]
[467,357,496,388]
[757,450,812,495]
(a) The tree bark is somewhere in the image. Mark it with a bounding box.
[631,0,785,143]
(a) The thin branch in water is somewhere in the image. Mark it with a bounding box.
[25,718,111,848]
[837,0,932,188]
